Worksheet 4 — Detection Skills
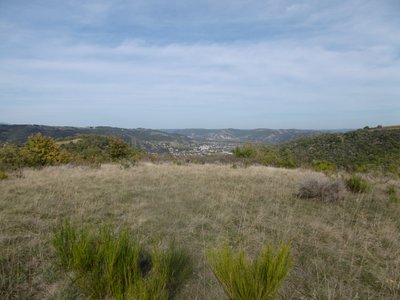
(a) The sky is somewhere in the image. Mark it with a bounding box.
[0,0,399,129]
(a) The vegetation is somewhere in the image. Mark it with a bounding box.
[312,160,336,173]
[0,134,142,170]
[230,127,400,175]
[207,243,291,300]
[386,184,399,203]
[59,135,142,164]
[0,125,399,298]
[0,143,24,171]
[53,221,191,299]
[1,164,399,298]
[2,126,399,175]
[297,176,345,202]
[280,127,400,173]
[21,134,71,167]
[345,174,370,193]
[0,170,8,180]
[0,124,190,145]
[232,144,297,168]
[232,144,258,158]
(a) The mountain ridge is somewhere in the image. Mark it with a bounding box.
[161,128,327,144]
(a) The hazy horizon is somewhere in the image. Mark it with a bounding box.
[0,121,361,131]
[1,1,399,129]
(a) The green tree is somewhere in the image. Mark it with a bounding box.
[0,143,24,171]
[21,134,64,167]
[232,144,258,158]
[107,137,132,161]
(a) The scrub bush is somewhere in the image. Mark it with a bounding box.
[297,177,345,202]
[345,175,370,193]
[52,221,191,299]
[207,243,291,300]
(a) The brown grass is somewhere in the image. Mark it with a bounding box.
[1,163,399,299]
[297,176,345,202]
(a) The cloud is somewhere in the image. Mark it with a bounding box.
[0,0,399,128]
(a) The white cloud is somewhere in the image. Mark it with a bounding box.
[0,0,399,128]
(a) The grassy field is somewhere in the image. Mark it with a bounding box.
[1,163,399,299]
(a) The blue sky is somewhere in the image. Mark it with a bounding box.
[0,0,399,129]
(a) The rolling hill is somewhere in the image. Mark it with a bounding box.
[279,126,400,171]
[162,128,325,144]
[0,124,191,152]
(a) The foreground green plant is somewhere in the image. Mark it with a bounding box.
[387,184,399,203]
[0,171,8,180]
[345,174,370,193]
[52,221,191,299]
[207,243,291,300]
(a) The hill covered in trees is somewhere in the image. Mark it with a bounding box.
[280,126,400,172]
[0,124,191,145]
[232,126,400,173]
[0,124,192,153]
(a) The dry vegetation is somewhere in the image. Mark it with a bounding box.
[1,163,400,299]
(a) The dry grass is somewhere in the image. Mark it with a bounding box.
[297,176,345,202]
[1,163,400,299]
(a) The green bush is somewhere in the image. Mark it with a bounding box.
[60,135,142,164]
[207,243,291,300]
[313,160,336,173]
[52,221,191,299]
[345,175,370,193]
[277,158,297,169]
[0,143,24,171]
[232,144,258,158]
[107,136,133,161]
[259,146,281,166]
[21,134,68,167]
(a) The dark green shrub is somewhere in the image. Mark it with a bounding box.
[60,135,142,165]
[232,144,258,158]
[259,146,281,166]
[107,136,133,161]
[207,243,291,300]
[52,221,191,299]
[277,149,297,169]
[345,175,370,193]
[0,143,24,171]
[277,158,297,169]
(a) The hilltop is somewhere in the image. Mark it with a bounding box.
[279,126,400,171]
[0,124,191,153]
[162,128,324,144]
[0,124,330,155]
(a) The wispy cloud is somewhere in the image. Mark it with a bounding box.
[0,0,399,128]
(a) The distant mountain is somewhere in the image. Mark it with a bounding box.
[0,125,191,152]
[162,128,324,144]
